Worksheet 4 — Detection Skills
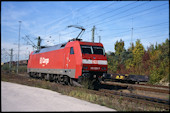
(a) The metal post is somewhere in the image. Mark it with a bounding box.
[9,49,13,73]
[91,26,95,42]
[99,36,101,43]
[131,18,133,46]
[17,21,22,74]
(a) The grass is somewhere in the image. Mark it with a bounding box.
[1,71,168,111]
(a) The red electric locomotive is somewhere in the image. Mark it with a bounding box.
[27,38,107,89]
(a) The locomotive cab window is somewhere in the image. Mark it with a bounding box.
[81,45,92,54]
[70,47,74,54]
[92,46,104,55]
[81,45,105,55]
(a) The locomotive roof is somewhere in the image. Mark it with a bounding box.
[32,42,68,54]
[32,40,103,54]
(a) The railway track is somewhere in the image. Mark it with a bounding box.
[101,81,169,94]
[138,83,169,89]
[97,89,170,110]
[99,89,169,104]
[81,87,169,110]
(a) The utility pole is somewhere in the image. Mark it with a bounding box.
[91,26,95,42]
[99,36,101,43]
[9,49,13,73]
[17,21,22,74]
[131,18,133,45]
[37,36,42,50]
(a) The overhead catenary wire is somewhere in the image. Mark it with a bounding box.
[78,1,118,24]
[61,20,168,41]
[97,6,168,31]
[42,1,114,39]
[101,21,168,37]
[126,34,169,42]
[54,2,146,35]
[83,1,148,28]
[30,1,115,37]
[64,2,168,39]
[29,1,96,36]
[47,2,115,28]
[25,2,168,49]
[88,2,168,29]
[80,1,138,25]
[40,1,135,39]
[100,26,168,43]
[56,1,150,37]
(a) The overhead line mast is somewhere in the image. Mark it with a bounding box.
[17,21,22,74]
[131,18,133,45]
[91,26,96,42]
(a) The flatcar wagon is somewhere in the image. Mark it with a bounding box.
[102,73,149,84]
[27,39,107,89]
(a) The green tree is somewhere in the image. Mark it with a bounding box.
[147,38,169,84]
[132,39,145,74]
[149,65,162,84]
[114,39,125,56]
[132,39,145,65]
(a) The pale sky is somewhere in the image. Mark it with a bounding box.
[1,1,169,62]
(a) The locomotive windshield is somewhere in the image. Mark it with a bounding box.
[81,45,105,55]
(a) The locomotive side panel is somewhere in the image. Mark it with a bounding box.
[73,42,83,79]
[29,49,64,69]
[28,43,77,78]
[64,41,83,79]
[63,47,76,78]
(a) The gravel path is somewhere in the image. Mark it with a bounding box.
[1,81,116,111]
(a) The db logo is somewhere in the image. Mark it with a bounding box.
[40,57,49,67]
[92,60,98,64]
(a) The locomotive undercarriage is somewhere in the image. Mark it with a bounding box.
[77,71,105,90]
[29,72,75,86]
[28,71,102,90]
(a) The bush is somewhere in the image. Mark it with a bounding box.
[149,65,162,84]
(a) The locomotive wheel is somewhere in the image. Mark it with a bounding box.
[44,75,47,81]
[49,74,53,82]
[63,76,69,85]
[54,75,58,83]
[68,78,74,86]
[58,75,62,83]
